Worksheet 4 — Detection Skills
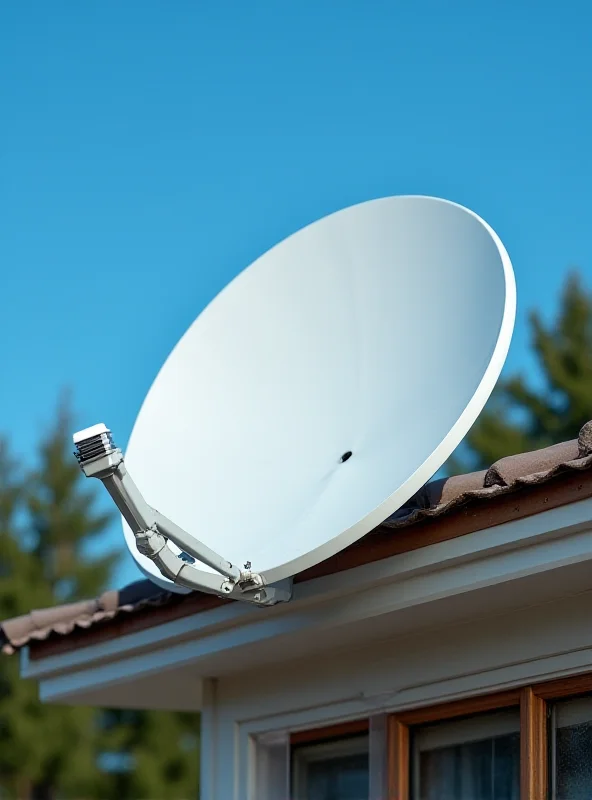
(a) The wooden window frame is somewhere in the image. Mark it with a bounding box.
[387,690,523,800]
[387,672,592,800]
[286,671,592,800]
[289,718,369,747]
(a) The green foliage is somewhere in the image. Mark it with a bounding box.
[0,397,200,799]
[451,271,592,472]
[97,709,199,800]
[0,422,102,800]
[25,397,116,602]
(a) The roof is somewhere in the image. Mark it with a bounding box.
[4,421,592,657]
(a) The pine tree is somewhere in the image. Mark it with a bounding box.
[1,396,201,799]
[0,403,115,799]
[453,272,592,472]
[26,395,117,602]
[0,436,40,800]
[98,708,200,800]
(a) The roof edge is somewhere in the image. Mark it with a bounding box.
[25,466,592,662]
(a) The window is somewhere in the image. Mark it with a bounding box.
[255,719,381,800]
[291,733,369,800]
[552,695,592,800]
[271,673,592,800]
[412,710,520,800]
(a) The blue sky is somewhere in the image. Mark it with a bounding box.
[1,1,591,587]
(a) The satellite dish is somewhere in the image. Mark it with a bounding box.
[74,195,515,603]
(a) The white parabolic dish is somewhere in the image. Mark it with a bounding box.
[123,195,516,591]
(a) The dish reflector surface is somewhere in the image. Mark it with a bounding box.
[124,196,515,589]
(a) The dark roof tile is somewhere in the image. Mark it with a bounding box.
[484,440,580,487]
[0,581,170,655]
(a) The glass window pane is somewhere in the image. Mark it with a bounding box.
[553,696,592,800]
[291,734,369,800]
[413,710,520,800]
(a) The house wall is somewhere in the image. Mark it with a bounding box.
[23,497,592,798]
[201,588,592,800]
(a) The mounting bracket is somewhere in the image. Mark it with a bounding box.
[72,424,292,607]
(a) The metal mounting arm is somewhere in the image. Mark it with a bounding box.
[72,424,292,607]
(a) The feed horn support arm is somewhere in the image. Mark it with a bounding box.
[72,425,292,607]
